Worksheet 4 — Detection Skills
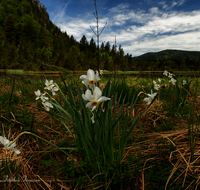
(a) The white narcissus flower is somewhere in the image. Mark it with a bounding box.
[169,78,177,85]
[44,79,54,90]
[80,69,100,88]
[154,83,161,91]
[44,79,59,95]
[163,70,174,78]
[35,90,48,102]
[158,78,161,83]
[0,136,20,154]
[144,90,157,105]
[153,81,160,91]
[100,70,103,75]
[82,87,110,111]
[42,101,53,111]
[183,80,187,85]
[35,90,41,100]
[168,73,173,79]
[163,70,168,76]
[50,85,59,96]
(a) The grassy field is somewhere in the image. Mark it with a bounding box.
[0,72,200,190]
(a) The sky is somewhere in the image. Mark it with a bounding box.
[39,0,200,57]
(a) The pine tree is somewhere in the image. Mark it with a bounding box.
[66,45,79,70]
[4,16,15,44]
[104,41,110,54]
[100,42,105,53]
[0,28,5,61]
[69,35,77,46]
[89,38,96,55]
[110,45,115,56]
[79,35,89,52]
[15,23,23,46]
[39,26,48,48]
[23,22,37,46]
[117,45,125,70]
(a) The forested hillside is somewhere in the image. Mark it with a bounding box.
[0,0,133,71]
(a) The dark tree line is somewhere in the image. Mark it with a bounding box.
[133,57,200,71]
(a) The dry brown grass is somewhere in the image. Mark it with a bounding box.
[0,100,75,189]
[0,86,10,93]
[119,125,200,190]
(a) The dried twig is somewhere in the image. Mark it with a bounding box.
[90,0,107,73]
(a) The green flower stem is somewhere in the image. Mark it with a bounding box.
[9,132,91,181]
[133,91,144,106]
[57,85,66,100]
[8,131,31,147]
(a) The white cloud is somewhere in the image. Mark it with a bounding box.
[104,7,200,56]
[159,0,187,10]
[149,7,160,14]
[51,2,200,56]
[171,1,178,7]
[171,0,186,7]
[123,31,200,56]
[178,0,186,6]
[51,0,71,24]
[108,3,130,13]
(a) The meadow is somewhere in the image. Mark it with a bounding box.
[0,71,200,190]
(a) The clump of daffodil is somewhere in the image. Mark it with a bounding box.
[163,70,177,85]
[80,69,100,89]
[80,69,110,123]
[35,79,59,111]
[144,90,157,105]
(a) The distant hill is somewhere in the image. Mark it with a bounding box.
[132,50,200,71]
[135,50,200,60]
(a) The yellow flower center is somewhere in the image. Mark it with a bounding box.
[92,101,99,106]
[89,79,95,85]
